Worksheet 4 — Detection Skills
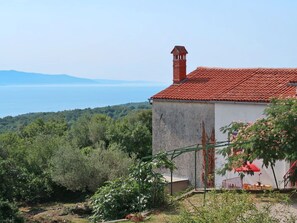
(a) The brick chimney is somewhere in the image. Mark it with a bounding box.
[171,46,188,84]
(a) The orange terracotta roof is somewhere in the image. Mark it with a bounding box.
[152,67,297,103]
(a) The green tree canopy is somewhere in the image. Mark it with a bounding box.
[0,104,152,203]
[108,110,152,158]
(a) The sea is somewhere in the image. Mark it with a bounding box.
[0,84,166,118]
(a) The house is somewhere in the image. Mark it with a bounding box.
[151,46,297,189]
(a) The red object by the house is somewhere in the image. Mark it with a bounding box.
[235,162,260,172]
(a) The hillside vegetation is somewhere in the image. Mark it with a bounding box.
[0,102,151,133]
[0,102,152,222]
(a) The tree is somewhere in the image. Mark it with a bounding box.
[50,144,133,192]
[108,110,152,158]
[219,97,297,188]
[88,114,112,148]
[0,104,152,204]
[87,145,132,192]
[50,145,90,191]
[69,115,92,148]
[69,114,112,149]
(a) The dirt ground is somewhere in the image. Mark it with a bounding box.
[20,202,91,223]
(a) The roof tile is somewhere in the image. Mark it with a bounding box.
[152,67,297,102]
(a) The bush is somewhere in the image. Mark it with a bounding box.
[0,199,24,223]
[50,145,90,191]
[90,153,174,221]
[50,145,133,192]
[87,144,132,192]
[0,158,52,203]
[90,178,141,221]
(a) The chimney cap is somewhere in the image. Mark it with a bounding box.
[171,46,188,55]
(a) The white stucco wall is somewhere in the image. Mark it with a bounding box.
[215,102,289,188]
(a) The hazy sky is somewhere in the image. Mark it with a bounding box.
[1,0,297,83]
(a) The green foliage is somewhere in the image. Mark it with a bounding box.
[90,178,140,221]
[108,110,152,158]
[69,115,93,149]
[20,118,67,138]
[0,118,68,202]
[26,134,63,171]
[88,114,111,147]
[90,153,174,221]
[0,102,151,133]
[68,109,152,159]
[0,157,52,202]
[0,199,24,223]
[0,158,29,201]
[87,144,132,192]
[173,191,296,223]
[218,97,297,177]
[0,103,152,204]
[69,114,112,149]
[50,145,90,192]
[0,132,24,160]
[50,145,133,192]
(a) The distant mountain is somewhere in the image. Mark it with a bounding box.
[0,70,161,86]
[0,70,98,85]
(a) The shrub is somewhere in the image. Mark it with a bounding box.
[0,199,24,223]
[87,144,132,192]
[90,178,141,221]
[90,153,174,221]
[50,145,133,192]
[50,145,90,191]
[0,158,52,203]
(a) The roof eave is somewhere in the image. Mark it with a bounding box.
[151,98,269,105]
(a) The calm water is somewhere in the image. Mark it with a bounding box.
[0,85,165,118]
